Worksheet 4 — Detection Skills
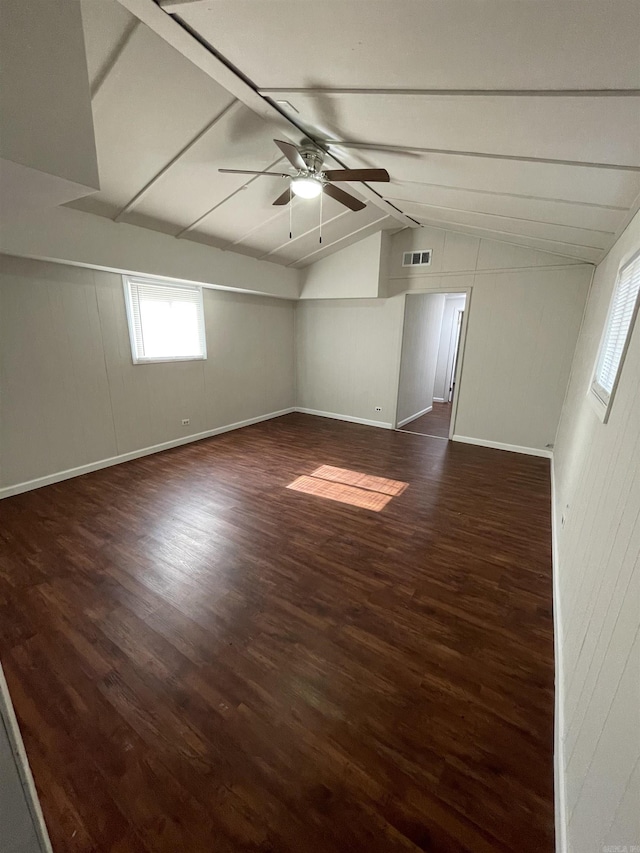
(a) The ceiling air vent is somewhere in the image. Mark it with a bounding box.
[402,249,432,267]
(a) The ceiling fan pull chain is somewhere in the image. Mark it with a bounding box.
[319,189,323,244]
[289,186,292,240]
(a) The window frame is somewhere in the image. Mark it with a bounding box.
[122,274,208,365]
[590,249,640,423]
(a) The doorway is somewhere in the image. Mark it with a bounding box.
[395,292,468,439]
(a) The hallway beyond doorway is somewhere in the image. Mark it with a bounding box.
[400,401,452,438]
[395,290,467,439]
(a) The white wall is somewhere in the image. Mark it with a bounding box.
[553,209,640,852]
[0,255,295,493]
[295,296,405,427]
[454,265,591,452]
[297,226,591,452]
[0,206,300,300]
[434,294,466,401]
[396,293,445,426]
[385,225,584,297]
[299,231,385,299]
[0,224,595,496]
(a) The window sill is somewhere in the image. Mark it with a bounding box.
[588,386,610,423]
[132,356,207,365]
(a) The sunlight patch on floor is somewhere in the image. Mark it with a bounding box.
[286,466,408,511]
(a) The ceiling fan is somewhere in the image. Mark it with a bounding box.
[219,139,390,211]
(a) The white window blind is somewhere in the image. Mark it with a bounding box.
[592,251,640,410]
[123,276,207,364]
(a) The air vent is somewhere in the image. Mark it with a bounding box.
[402,249,432,267]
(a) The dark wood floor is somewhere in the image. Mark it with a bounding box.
[401,402,453,438]
[0,413,555,853]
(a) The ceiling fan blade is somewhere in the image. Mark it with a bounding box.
[218,168,288,176]
[324,168,390,183]
[274,139,306,171]
[272,187,292,206]
[323,183,366,212]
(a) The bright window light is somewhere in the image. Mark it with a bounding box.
[123,275,207,364]
[591,250,640,421]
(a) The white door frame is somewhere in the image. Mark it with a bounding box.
[447,297,471,438]
[446,308,462,402]
[393,285,473,438]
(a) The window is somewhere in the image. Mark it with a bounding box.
[123,275,207,364]
[591,250,640,421]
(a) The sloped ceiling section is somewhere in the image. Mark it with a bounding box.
[74,0,640,267]
[70,0,399,269]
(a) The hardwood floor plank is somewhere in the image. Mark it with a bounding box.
[0,413,555,851]
[401,402,453,437]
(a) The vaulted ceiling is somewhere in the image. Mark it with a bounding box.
[72,0,640,268]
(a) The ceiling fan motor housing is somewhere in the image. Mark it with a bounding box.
[299,145,325,175]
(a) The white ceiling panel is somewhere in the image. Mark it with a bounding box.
[75,17,235,213]
[386,182,625,233]
[269,206,391,266]
[80,0,136,88]
[411,217,603,264]
[69,0,640,266]
[189,176,355,254]
[349,150,640,210]
[124,106,288,230]
[400,203,612,250]
[236,200,354,258]
[264,92,640,168]
[186,178,295,246]
[179,1,640,90]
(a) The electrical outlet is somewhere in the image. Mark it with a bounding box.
[181,418,190,426]
[375,406,382,412]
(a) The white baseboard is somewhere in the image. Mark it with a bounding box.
[433,397,446,403]
[397,405,432,428]
[0,408,295,500]
[452,434,554,459]
[295,408,393,430]
[551,460,567,853]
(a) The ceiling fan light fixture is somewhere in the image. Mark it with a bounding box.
[291,177,322,199]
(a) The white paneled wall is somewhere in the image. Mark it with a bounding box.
[299,232,385,299]
[553,209,640,851]
[295,297,405,427]
[0,255,295,492]
[295,227,592,450]
[455,265,591,452]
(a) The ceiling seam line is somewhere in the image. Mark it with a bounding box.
[220,204,294,250]
[175,155,286,238]
[388,263,593,281]
[412,217,602,252]
[114,98,240,222]
[389,180,630,211]
[600,190,640,266]
[146,3,421,228]
[91,19,140,100]
[384,198,616,235]
[259,209,351,259]
[288,217,390,266]
[331,142,640,171]
[258,87,640,98]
